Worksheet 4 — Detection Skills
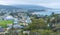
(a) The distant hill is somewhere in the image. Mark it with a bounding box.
[0,5,51,14]
[0,5,18,9]
[0,5,50,10]
[12,5,49,10]
[0,5,59,15]
[12,5,51,12]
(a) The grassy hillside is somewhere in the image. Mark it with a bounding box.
[0,20,13,28]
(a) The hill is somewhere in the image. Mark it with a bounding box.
[0,5,51,14]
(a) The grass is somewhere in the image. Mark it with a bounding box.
[0,20,13,28]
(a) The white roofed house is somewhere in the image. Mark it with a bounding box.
[6,17,25,29]
[21,15,31,26]
[3,15,14,20]
[26,16,31,23]
[13,18,19,25]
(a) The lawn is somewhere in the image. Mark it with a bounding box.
[0,20,13,28]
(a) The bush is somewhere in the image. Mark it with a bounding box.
[30,30,56,35]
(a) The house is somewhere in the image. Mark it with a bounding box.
[4,15,14,20]
[13,25,24,29]
[13,18,18,25]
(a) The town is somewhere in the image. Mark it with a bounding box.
[0,0,60,35]
[0,8,60,35]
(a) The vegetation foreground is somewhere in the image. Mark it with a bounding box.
[0,12,60,35]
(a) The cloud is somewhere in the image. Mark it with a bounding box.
[0,0,60,8]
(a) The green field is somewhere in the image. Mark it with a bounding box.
[0,20,13,28]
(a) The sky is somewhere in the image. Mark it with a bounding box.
[0,0,60,8]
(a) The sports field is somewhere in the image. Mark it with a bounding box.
[0,20,13,28]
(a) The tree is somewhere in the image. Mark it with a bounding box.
[29,18,47,30]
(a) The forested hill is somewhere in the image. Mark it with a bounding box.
[0,5,52,13]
